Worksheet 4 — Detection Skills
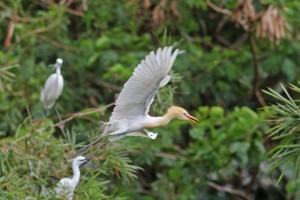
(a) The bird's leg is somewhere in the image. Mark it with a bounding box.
[107,127,129,141]
[44,100,50,118]
[78,134,108,153]
[78,127,128,153]
[45,108,49,118]
[108,133,127,141]
[143,129,158,139]
[83,140,110,164]
[126,131,148,137]
[54,104,62,123]
[110,128,128,135]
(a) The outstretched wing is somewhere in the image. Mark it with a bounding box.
[110,46,179,122]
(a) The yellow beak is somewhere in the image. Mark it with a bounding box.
[186,114,199,124]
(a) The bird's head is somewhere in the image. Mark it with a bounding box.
[56,58,63,65]
[167,106,198,123]
[72,156,87,168]
[72,156,97,169]
[49,58,63,70]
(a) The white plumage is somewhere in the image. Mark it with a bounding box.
[40,58,64,109]
[107,46,179,140]
[54,156,86,200]
[110,47,177,122]
[80,46,198,152]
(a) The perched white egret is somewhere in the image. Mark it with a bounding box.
[80,46,198,151]
[54,156,93,200]
[40,58,64,117]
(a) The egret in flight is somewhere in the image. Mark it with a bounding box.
[55,156,94,200]
[40,58,64,118]
[80,46,198,152]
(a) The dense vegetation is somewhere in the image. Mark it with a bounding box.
[1,0,300,199]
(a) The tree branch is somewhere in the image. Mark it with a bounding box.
[4,17,15,47]
[206,0,232,15]
[249,33,266,106]
[246,165,260,194]
[208,181,248,199]
[38,35,76,51]
[15,102,115,143]
[93,79,120,91]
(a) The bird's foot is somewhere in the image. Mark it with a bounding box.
[54,104,62,123]
[146,131,157,139]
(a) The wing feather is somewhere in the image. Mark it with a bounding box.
[110,46,179,122]
[40,74,63,109]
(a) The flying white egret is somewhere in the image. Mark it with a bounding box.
[40,58,64,118]
[80,46,198,152]
[54,156,94,200]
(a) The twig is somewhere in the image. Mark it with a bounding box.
[249,33,267,106]
[199,19,208,36]
[38,0,84,17]
[82,0,88,11]
[16,102,115,143]
[154,152,182,160]
[37,35,76,51]
[86,140,110,161]
[0,2,55,23]
[213,16,232,47]
[0,1,10,10]
[4,17,15,47]
[93,79,120,91]
[215,34,231,47]
[208,181,248,199]
[246,165,259,194]
[26,105,34,129]
[231,33,248,49]
[18,19,61,41]
[64,7,84,17]
[206,0,232,15]
[47,102,114,131]
[215,16,229,34]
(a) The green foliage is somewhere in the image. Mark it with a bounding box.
[0,116,139,199]
[264,83,300,179]
[286,179,300,200]
[190,106,266,168]
[125,106,267,199]
[0,64,19,92]
[1,0,300,199]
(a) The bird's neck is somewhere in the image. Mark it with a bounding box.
[72,165,80,185]
[56,67,61,75]
[145,113,174,128]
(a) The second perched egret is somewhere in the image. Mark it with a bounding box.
[80,46,198,152]
[54,156,93,200]
[40,58,64,117]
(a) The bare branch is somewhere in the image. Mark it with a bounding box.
[38,35,76,51]
[206,0,232,15]
[4,18,15,47]
[208,181,248,199]
[16,102,115,143]
[249,33,267,106]
[93,79,120,91]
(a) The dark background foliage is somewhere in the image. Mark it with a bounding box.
[1,0,300,199]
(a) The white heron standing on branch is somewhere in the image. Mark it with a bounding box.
[80,46,198,152]
[54,156,95,200]
[40,58,64,118]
